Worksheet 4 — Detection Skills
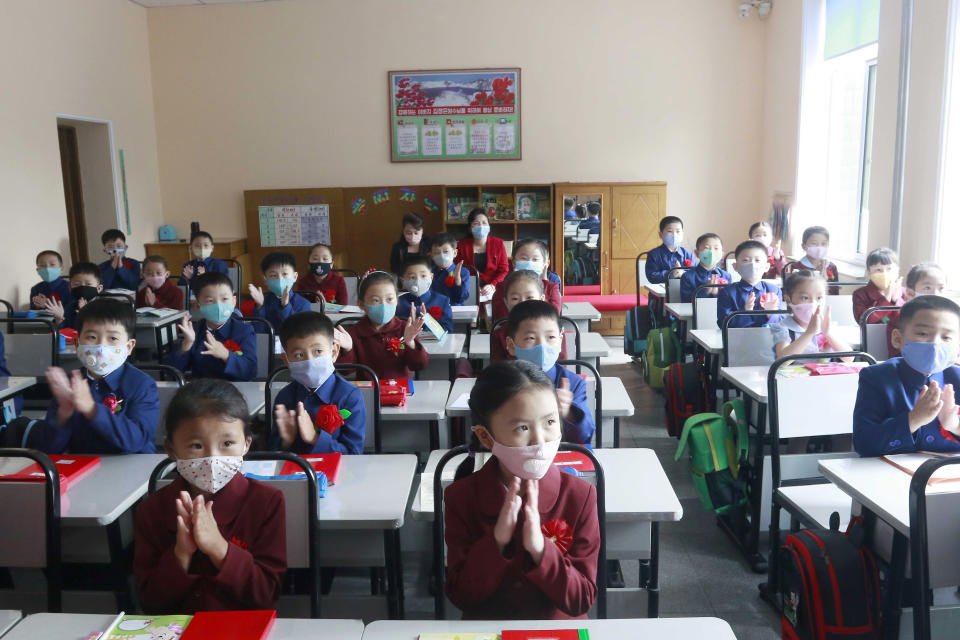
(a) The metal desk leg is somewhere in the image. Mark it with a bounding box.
[883,529,908,640]
[448,359,455,383]
[384,529,404,619]
[614,418,621,449]
[429,420,440,451]
[107,520,134,611]
[648,521,660,617]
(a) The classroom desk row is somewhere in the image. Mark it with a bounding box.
[0,613,737,640]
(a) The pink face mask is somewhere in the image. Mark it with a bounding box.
[789,302,818,325]
[805,246,828,261]
[489,434,561,480]
[144,276,166,290]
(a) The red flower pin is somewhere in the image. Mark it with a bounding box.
[102,394,122,415]
[428,306,443,320]
[541,519,574,554]
[51,293,61,302]
[122,260,133,269]
[386,337,404,355]
[683,259,693,267]
[323,289,337,303]
[716,277,729,285]
[314,404,345,434]
[223,339,243,355]
[229,535,249,550]
[445,274,456,287]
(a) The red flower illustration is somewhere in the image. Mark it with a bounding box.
[386,337,404,355]
[229,535,249,550]
[428,306,443,320]
[102,395,121,415]
[683,259,693,267]
[223,339,243,355]
[323,289,337,303]
[541,519,574,554]
[314,404,345,434]
[445,274,456,288]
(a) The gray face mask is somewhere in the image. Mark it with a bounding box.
[737,261,766,282]
[403,277,433,297]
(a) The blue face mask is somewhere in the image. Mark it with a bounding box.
[365,302,396,326]
[266,277,296,297]
[514,343,560,372]
[471,225,491,240]
[901,341,959,376]
[37,267,62,283]
[663,232,680,249]
[287,353,335,390]
[514,261,542,275]
[198,302,235,324]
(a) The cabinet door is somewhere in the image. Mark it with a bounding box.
[554,184,610,292]
[610,184,665,295]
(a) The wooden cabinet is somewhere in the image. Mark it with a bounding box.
[442,184,554,256]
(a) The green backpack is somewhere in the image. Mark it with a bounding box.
[643,323,681,389]
[674,399,750,514]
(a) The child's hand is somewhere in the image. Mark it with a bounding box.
[296,401,318,445]
[247,284,264,307]
[177,314,195,351]
[333,325,353,352]
[480,284,495,298]
[45,367,75,417]
[70,369,96,419]
[522,479,545,566]
[494,476,522,553]
[455,261,464,286]
[804,305,822,336]
[556,377,573,419]
[191,494,229,568]
[745,292,756,311]
[886,277,903,303]
[909,381,944,433]
[182,264,194,280]
[939,383,960,433]
[280,285,290,308]
[821,305,832,337]
[143,286,157,307]
[403,304,426,347]
[760,292,780,311]
[706,273,719,296]
[274,404,298,449]
[201,330,230,362]
[32,293,49,309]
[111,253,124,269]
[175,491,198,571]
[45,298,64,324]
[77,297,88,311]
[196,264,206,276]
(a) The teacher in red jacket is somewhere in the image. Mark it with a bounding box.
[457,208,510,300]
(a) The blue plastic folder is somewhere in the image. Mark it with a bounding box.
[245,470,329,498]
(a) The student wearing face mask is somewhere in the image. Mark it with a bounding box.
[294,243,348,305]
[716,240,784,328]
[444,359,600,620]
[749,221,786,279]
[136,256,184,310]
[389,212,432,278]
[11,299,159,453]
[395,256,454,333]
[179,231,229,287]
[887,263,948,358]
[30,250,72,311]
[270,312,365,455]
[249,252,311,332]
[492,239,562,321]
[644,216,696,285]
[99,229,141,291]
[853,295,960,456]
[134,379,286,612]
[429,232,470,305]
[679,233,731,303]
[45,262,103,331]
[783,226,840,294]
[771,271,852,360]
[852,248,905,324]
[490,271,568,363]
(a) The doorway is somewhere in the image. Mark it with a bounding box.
[56,116,123,265]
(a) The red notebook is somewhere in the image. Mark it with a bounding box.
[502,630,589,640]
[552,451,595,473]
[279,453,342,485]
[180,609,276,640]
[0,455,100,495]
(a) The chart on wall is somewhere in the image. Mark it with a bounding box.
[388,68,521,162]
[258,204,331,246]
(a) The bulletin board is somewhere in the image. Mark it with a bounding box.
[258,204,330,246]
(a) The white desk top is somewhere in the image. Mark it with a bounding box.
[719,366,769,403]
[314,454,417,529]
[134,309,188,327]
[362,618,733,640]
[452,305,479,323]
[1,613,364,640]
[468,332,609,360]
[413,447,683,523]
[445,377,630,419]
[422,333,465,359]
[690,329,723,354]
[0,377,36,401]
[0,610,20,637]
[63,454,167,525]
[561,301,601,321]
[664,301,693,321]
[381,379,450,422]
[645,282,666,297]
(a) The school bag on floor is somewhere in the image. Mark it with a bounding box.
[624,303,655,357]
[642,323,681,389]
[664,360,709,437]
[674,399,749,514]
[779,518,881,640]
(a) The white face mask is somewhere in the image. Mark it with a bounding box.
[176,455,243,494]
[287,353,335,390]
[432,252,454,269]
[76,344,128,377]
[490,435,562,480]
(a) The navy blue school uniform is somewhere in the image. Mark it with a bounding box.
[431,264,471,305]
[545,364,595,445]
[166,315,257,381]
[577,217,601,233]
[853,359,960,457]
[644,244,696,284]
[41,362,159,454]
[253,291,311,333]
[396,290,454,333]
[680,264,732,303]
[270,373,366,455]
[59,299,84,331]
[716,279,783,328]
[99,257,141,290]
[178,257,229,286]
[29,278,72,310]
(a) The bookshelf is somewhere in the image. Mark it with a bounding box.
[442,184,554,248]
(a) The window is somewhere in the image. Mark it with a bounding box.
[936,0,960,286]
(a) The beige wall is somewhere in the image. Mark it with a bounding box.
[0,0,162,306]
[146,0,767,250]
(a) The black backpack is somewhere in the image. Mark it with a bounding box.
[779,518,881,640]
[664,360,709,438]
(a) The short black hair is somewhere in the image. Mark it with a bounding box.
[69,262,102,282]
[190,230,214,244]
[193,271,233,296]
[734,240,767,258]
[469,360,556,428]
[507,299,561,338]
[513,238,548,260]
[36,250,63,265]
[401,212,423,230]
[563,197,575,209]
[165,378,251,442]
[749,221,772,236]
[695,233,721,249]
[802,226,830,245]
[143,255,169,270]
[906,262,945,290]
[466,207,488,227]
[659,216,683,232]
[278,311,333,349]
[865,247,898,269]
[783,270,825,297]
[431,232,457,250]
[358,270,396,301]
[401,255,432,274]
[76,297,136,338]
[587,202,601,216]
[899,295,960,329]
[261,251,297,273]
[101,229,126,245]
[502,270,543,297]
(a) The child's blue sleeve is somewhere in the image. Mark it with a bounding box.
[645,249,668,284]
[562,372,595,445]
[223,324,258,381]
[85,376,158,453]
[852,367,914,457]
[716,288,738,327]
[268,383,296,451]
[679,272,696,303]
[165,342,192,374]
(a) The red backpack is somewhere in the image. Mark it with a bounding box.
[663,361,709,438]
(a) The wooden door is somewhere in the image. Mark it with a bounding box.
[553,184,610,292]
[609,183,666,295]
[58,125,88,263]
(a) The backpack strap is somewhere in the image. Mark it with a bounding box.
[675,412,722,461]
[722,399,749,477]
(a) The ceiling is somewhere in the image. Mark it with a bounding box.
[130,0,278,7]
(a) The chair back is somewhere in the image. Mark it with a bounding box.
[138,365,186,445]
[3,318,59,375]
[223,258,242,294]
[666,273,684,304]
[333,269,360,307]
[692,283,731,330]
[824,295,856,327]
[721,310,780,367]
[463,265,479,307]
[858,306,898,361]
[557,359,603,447]
[239,317,277,380]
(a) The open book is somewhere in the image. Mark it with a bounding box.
[136,307,180,317]
[882,453,960,484]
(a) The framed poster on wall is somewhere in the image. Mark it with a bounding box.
[388,68,521,162]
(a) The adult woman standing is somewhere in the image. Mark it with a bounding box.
[389,212,431,276]
[456,208,509,300]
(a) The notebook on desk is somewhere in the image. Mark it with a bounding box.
[99,613,192,639]
[179,610,276,640]
[0,454,100,495]
[278,453,342,485]
[136,307,180,317]
[882,453,960,484]
[502,631,590,640]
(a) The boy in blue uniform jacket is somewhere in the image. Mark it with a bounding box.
[271,311,365,455]
[46,262,103,331]
[645,216,696,284]
[680,233,732,302]
[99,229,141,290]
[179,231,229,287]
[505,300,595,445]
[397,256,454,333]
[429,232,471,305]
[30,250,72,310]
[853,296,960,456]
[577,202,602,233]
[40,299,159,453]
[167,272,257,380]
[717,240,783,328]
[249,251,311,332]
